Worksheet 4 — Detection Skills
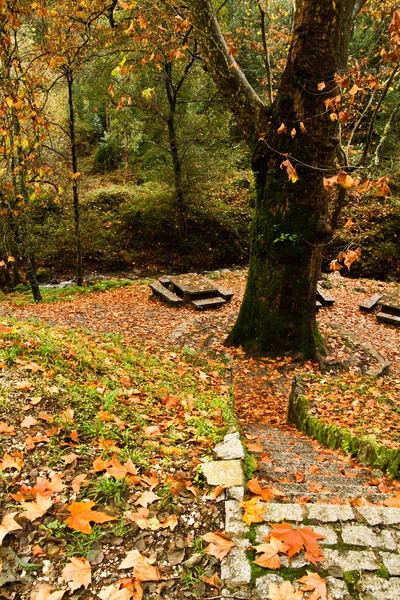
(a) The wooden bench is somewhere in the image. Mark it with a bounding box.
[149,281,183,306]
[191,297,226,310]
[359,293,383,312]
[317,285,335,306]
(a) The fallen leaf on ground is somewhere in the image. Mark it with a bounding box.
[267,581,303,600]
[253,536,288,570]
[64,500,117,533]
[240,497,267,525]
[72,474,88,494]
[384,492,400,508]
[19,494,54,521]
[118,550,162,581]
[30,584,65,600]
[247,478,285,502]
[0,422,16,435]
[126,508,149,530]
[134,491,159,508]
[98,584,133,600]
[0,512,22,545]
[269,522,325,564]
[62,557,91,591]
[0,453,24,471]
[201,531,235,560]
[297,571,328,600]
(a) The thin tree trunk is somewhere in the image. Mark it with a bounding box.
[66,71,83,286]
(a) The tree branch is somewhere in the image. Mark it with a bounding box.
[257,0,273,105]
[186,0,265,144]
[352,0,368,20]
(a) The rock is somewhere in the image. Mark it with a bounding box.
[380,552,400,576]
[356,574,400,600]
[201,460,245,487]
[182,553,203,569]
[323,549,379,575]
[221,540,251,588]
[261,503,304,523]
[225,500,248,537]
[254,574,285,599]
[226,486,245,501]
[213,432,245,461]
[326,577,352,599]
[342,525,396,550]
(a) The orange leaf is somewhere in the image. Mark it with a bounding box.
[0,422,16,435]
[30,584,65,600]
[247,478,285,502]
[253,536,288,569]
[64,500,117,533]
[384,492,400,508]
[126,508,149,530]
[201,531,235,560]
[269,522,325,564]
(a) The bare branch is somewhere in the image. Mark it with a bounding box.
[186,0,265,144]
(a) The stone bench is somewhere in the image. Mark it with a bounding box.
[359,293,383,312]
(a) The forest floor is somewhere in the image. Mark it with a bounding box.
[0,270,399,599]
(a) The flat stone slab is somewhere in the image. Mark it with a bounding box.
[307,504,355,523]
[326,576,352,600]
[357,574,400,600]
[357,506,400,526]
[225,500,248,536]
[380,552,400,576]
[260,503,304,523]
[342,524,397,549]
[220,539,251,588]
[214,432,245,460]
[201,459,244,487]
[324,549,379,574]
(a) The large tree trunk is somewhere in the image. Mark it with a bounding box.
[188,0,360,358]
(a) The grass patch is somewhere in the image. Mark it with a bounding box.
[0,278,135,306]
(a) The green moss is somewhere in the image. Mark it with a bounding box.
[376,564,390,579]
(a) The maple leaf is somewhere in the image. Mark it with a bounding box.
[21,416,39,429]
[297,571,328,600]
[98,584,133,600]
[0,453,24,471]
[247,478,285,502]
[201,531,235,560]
[0,422,16,435]
[118,579,143,600]
[119,550,162,581]
[126,508,149,530]
[267,581,303,600]
[93,456,112,472]
[62,557,92,591]
[240,497,267,525]
[64,500,117,533]
[253,536,289,570]
[72,474,88,494]
[0,512,22,545]
[134,491,159,508]
[269,522,325,564]
[30,584,65,600]
[20,494,54,521]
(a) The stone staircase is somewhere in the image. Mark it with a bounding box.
[245,424,395,504]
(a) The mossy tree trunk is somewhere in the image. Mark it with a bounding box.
[188,0,366,358]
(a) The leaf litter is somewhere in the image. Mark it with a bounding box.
[0,270,400,597]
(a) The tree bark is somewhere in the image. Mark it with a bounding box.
[188,0,362,358]
[66,71,83,287]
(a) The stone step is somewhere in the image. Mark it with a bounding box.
[376,312,400,326]
[191,297,226,310]
[217,286,234,301]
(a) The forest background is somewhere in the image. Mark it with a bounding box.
[1,0,400,296]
